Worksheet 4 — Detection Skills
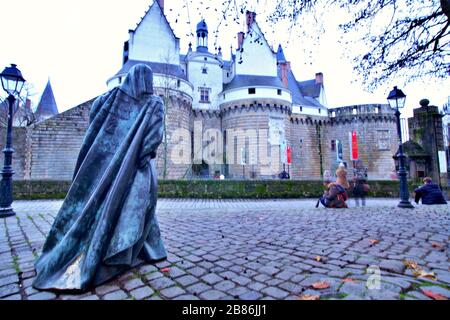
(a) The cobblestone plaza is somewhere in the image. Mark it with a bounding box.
[0,199,448,300]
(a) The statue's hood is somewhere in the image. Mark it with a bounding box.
[119,64,154,100]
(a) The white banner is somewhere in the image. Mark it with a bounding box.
[438,151,447,173]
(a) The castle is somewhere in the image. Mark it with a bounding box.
[105,0,397,180]
[1,0,399,182]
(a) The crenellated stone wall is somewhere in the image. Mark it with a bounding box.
[28,99,92,180]
[2,99,399,182]
[327,104,398,180]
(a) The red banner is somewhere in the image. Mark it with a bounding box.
[350,131,358,160]
[287,146,292,165]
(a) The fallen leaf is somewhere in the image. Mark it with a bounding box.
[312,281,330,289]
[161,267,170,273]
[431,242,443,249]
[342,278,357,283]
[315,256,322,262]
[404,260,437,280]
[422,289,448,300]
[369,239,380,245]
[414,270,437,281]
[298,294,320,300]
[403,259,420,271]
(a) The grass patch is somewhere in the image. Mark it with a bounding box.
[399,293,417,300]
[12,255,21,274]
[413,280,450,291]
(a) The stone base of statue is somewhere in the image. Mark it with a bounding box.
[33,64,167,292]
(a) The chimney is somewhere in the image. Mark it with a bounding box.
[246,11,256,29]
[315,72,324,84]
[280,62,291,88]
[157,0,164,13]
[237,32,244,49]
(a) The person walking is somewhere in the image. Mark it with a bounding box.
[353,160,368,207]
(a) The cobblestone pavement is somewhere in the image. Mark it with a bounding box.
[0,199,449,300]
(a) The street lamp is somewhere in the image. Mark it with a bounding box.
[387,86,414,208]
[0,64,26,218]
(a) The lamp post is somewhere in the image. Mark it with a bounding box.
[387,86,414,208]
[0,64,26,218]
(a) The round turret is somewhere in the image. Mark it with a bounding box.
[196,19,208,51]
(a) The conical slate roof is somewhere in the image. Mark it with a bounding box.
[276,44,286,62]
[36,80,58,116]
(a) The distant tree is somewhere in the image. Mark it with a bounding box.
[200,0,449,89]
[0,82,38,127]
[159,51,180,179]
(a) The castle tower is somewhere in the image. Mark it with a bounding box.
[107,0,193,179]
[220,12,292,179]
[196,20,208,52]
[35,80,59,121]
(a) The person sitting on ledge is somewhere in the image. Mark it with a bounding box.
[414,177,447,205]
[317,179,348,208]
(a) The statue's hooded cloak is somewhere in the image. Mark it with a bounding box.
[33,64,167,291]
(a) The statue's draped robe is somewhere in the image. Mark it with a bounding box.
[33,71,166,291]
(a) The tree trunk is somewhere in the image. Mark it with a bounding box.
[442,0,450,19]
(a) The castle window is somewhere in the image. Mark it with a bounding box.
[377,130,391,150]
[277,89,282,96]
[331,111,336,117]
[227,72,229,77]
[202,67,208,74]
[204,57,207,61]
[177,80,181,88]
[248,88,256,94]
[318,109,321,114]
[199,87,210,103]
[300,107,303,112]
[331,140,336,151]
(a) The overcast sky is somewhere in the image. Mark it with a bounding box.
[0,0,448,117]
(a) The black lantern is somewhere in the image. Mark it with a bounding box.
[0,64,26,218]
[387,86,414,208]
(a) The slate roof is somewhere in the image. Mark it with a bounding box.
[276,44,286,62]
[222,75,285,91]
[276,66,324,108]
[298,79,321,98]
[114,59,187,80]
[35,80,58,116]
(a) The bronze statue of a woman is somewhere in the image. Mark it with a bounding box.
[33,64,166,291]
